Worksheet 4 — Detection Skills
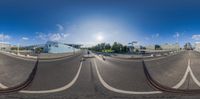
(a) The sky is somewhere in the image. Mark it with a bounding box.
[0,0,200,47]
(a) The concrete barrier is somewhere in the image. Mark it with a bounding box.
[0,50,82,60]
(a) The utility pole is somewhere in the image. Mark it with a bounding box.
[1,33,3,51]
[17,43,20,55]
[176,33,179,52]
[0,33,2,51]
[73,45,75,55]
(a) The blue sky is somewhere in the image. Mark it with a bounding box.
[0,0,200,47]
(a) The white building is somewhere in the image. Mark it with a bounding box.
[145,43,180,51]
[44,41,81,53]
[195,42,200,51]
[145,45,155,50]
[0,42,11,51]
[161,43,180,50]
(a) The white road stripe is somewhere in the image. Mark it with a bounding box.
[144,57,167,61]
[0,83,8,89]
[95,53,200,93]
[172,59,190,89]
[93,59,162,94]
[19,61,83,94]
[96,54,188,89]
[173,59,200,89]
[188,59,200,87]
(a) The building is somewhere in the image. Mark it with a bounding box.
[44,41,81,53]
[195,42,200,51]
[145,45,155,50]
[0,42,11,51]
[145,43,180,51]
[184,42,193,50]
[22,41,82,53]
[160,43,180,50]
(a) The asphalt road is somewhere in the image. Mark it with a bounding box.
[22,54,82,91]
[95,56,155,91]
[145,51,189,88]
[0,53,36,88]
[1,50,200,99]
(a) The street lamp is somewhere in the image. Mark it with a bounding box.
[73,45,75,55]
[0,33,3,51]
[128,41,137,53]
[17,43,20,55]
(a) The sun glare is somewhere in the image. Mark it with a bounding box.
[97,35,104,42]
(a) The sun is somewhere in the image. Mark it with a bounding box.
[97,35,104,42]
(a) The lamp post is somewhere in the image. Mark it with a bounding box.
[17,43,20,55]
[128,41,137,53]
[73,45,75,55]
[0,33,3,51]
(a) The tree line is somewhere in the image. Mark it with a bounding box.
[89,42,129,53]
[89,42,168,53]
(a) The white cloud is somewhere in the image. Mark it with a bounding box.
[37,32,70,42]
[49,33,70,41]
[192,35,200,40]
[56,24,64,31]
[37,32,48,41]
[195,42,200,44]
[144,37,149,40]
[173,32,180,38]
[75,41,96,47]
[36,24,70,42]
[0,33,11,40]
[151,33,159,38]
[22,37,29,40]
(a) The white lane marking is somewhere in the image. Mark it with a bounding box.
[93,59,162,94]
[172,59,190,89]
[188,60,200,87]
[172,59,200,88]
[19,61,83,94]
[144,57,167,62]
[0,83,8,89]
[96,54,193,90]
[96,54,200,91]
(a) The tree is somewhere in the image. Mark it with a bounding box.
[100,43,106,51]
[11,47,18,50]
[122,45,129,53]
[35,47,44,54]
[140,46,146,50]
[105,43,111,50]
[155,44,162,50]
[90,42,129,53]
[112,42,123,53]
